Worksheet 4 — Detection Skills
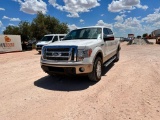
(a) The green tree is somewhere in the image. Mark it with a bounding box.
[137,35,141,39]
[44,14,60,34]
[3,22,31,41]
[3,11,69,41]
[31,12,47,40]
[142,33,148,38]
[18,21,31,41]
[3,25,20,35]
[31,12,69,40]
[57,23,69,33]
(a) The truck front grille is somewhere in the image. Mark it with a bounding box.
[43,46,77,61]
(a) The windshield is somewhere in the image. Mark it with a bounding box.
[63,28,102,40]
[41,36,53,41]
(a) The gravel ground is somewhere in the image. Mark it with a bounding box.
[0,40,160,120]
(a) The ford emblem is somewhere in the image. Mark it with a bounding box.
[52,52,61,56]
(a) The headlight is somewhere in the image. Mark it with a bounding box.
[77,49,92,61]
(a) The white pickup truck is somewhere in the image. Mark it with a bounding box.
[41,26,120,81]
[36,34,66,53]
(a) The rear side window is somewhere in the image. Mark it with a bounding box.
[103,28,113,35]
[107,28,113,34]
[103,28,114,41]
[59,35,65,40]
[103,28,109,35]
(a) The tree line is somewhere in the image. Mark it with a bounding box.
[3,12,69,41]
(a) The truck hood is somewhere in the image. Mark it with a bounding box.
[46,39,101,47]
[36,41,51,45]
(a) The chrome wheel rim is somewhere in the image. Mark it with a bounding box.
[96,61,101,78]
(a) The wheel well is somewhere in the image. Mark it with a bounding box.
[94,52,103,63]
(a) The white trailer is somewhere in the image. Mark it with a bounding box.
[0,35,22,53]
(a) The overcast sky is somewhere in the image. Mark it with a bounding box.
[0,0,160,37]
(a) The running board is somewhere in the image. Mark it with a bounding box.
[103,56,116,67]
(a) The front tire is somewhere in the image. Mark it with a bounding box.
[47,72,56,77]
[88,57,102,82]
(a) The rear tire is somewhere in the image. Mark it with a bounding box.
[88,57,102,82]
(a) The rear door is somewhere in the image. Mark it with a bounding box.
[103,28,113,55]
[107,28,118,52]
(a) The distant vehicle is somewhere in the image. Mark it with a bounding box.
[128,34,134,38]
[22,39,37,51]
[36,34,66,53]
[120,37,124,42]
[128,34,134,41]
[124,38,130,41]
[137,36,141,39]
[115,37,125,42]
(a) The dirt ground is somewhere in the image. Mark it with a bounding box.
[0,39,160,120]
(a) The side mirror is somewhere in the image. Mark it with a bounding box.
[103,34,114,41]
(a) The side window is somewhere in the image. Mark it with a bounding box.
[103,28,109,35]
[107,28,113,34]
[103,28,109,39]
[103,28,113,35]
[103,28,114,41]
[52,36,58,42]
[59,36,65,40]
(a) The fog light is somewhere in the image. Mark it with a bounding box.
[79,67,85,72]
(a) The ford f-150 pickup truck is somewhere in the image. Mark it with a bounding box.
[40,26,121,81]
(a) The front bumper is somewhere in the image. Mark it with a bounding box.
[41,62,93,75]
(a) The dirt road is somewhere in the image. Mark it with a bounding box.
[0,41,160,120]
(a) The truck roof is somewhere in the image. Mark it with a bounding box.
[44,34,67,36]
[78,26,112,29]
